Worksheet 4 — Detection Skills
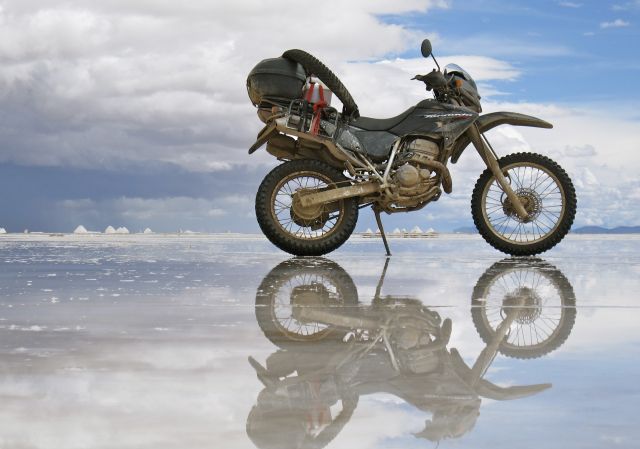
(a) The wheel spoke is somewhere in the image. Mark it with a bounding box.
[480,160,567,244]
[270,171,345,241]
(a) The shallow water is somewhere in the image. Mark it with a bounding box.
[1,234,639,449]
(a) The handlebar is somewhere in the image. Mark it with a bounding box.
[412,69,448,92]
[413,69,481,112]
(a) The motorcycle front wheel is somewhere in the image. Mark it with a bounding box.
[256,159,359,256]
[471,152,576,256]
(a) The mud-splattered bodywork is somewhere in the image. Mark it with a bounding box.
[331,100,478,162]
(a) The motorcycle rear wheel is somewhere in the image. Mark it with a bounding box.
[471,152,576,256]
[256,159,359,256]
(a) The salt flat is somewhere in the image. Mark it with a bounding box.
[0,234,639,449]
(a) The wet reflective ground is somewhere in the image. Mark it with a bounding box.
[1,234,639,449]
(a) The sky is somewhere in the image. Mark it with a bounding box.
[0,0,639,233]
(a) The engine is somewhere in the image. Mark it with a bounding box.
[389,139,443,208]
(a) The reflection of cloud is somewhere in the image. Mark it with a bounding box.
[1,238,639,447]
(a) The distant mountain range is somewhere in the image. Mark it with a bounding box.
[453,225,640,234]
[571,226,640,234]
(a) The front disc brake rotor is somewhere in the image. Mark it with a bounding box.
[501,188,542,222]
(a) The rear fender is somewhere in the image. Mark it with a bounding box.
[249,121,356,170]
[450,112,553,163]
[248,122,277,154]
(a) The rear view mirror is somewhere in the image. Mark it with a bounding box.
[421,39,432,58]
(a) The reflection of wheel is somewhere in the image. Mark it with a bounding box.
[256,159,359,256]
[255,258,358,349]
[471,152,577,256]
[471,258,576,359]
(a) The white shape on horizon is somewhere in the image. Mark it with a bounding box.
[411,226,423,233]
[375,228,381,234]
[364,228,373,234]
[0,228,6,234]
[105,226,116,234]
[143,228,153,234]
[392,228,402,235]
[116,227,130,234]
[74,225,88,234]
[401,228,408,233]
[426,227,436,234]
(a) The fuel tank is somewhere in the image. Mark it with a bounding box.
[389,99,478,141]
[331,100,478,162]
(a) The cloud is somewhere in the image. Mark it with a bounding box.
[612,1,640,11]
[332,55,519,117]
[439,35,574,58]
[388,55,521,81]
[1,0,639,232]
[469,101,640,229]
[56,196,255,232]
[390,97,640,231]
[558,1,582,7]
[0,0,450,172]
[564,144,597,158]
[600,19,631,28]
[479,100,640,176]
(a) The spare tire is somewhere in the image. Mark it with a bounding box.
[282,49,360,118]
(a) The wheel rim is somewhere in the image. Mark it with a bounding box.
[481,162,566,245]
[270,170,345,240]
[478,265,568,351]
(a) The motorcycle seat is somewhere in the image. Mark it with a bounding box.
[350,106,416,132]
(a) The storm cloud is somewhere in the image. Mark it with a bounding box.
[1,0,639,233]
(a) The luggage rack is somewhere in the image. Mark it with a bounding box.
[285,99,339,139]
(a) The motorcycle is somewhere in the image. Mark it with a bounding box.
[246,257,577,447]
[246,39,577,256]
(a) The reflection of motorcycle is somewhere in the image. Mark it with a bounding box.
[247,258,577,447]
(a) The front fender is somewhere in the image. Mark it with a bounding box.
[450,112,553,163]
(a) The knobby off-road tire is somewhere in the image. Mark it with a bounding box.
[282,49,360,118]
[471,258,577,359]
[256,159,359,256]
[255,258,359,350]
[471,152,576,256]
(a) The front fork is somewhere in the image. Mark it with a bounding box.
[466,124,529,220]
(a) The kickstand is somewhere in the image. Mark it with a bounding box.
[373,206,392,256]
